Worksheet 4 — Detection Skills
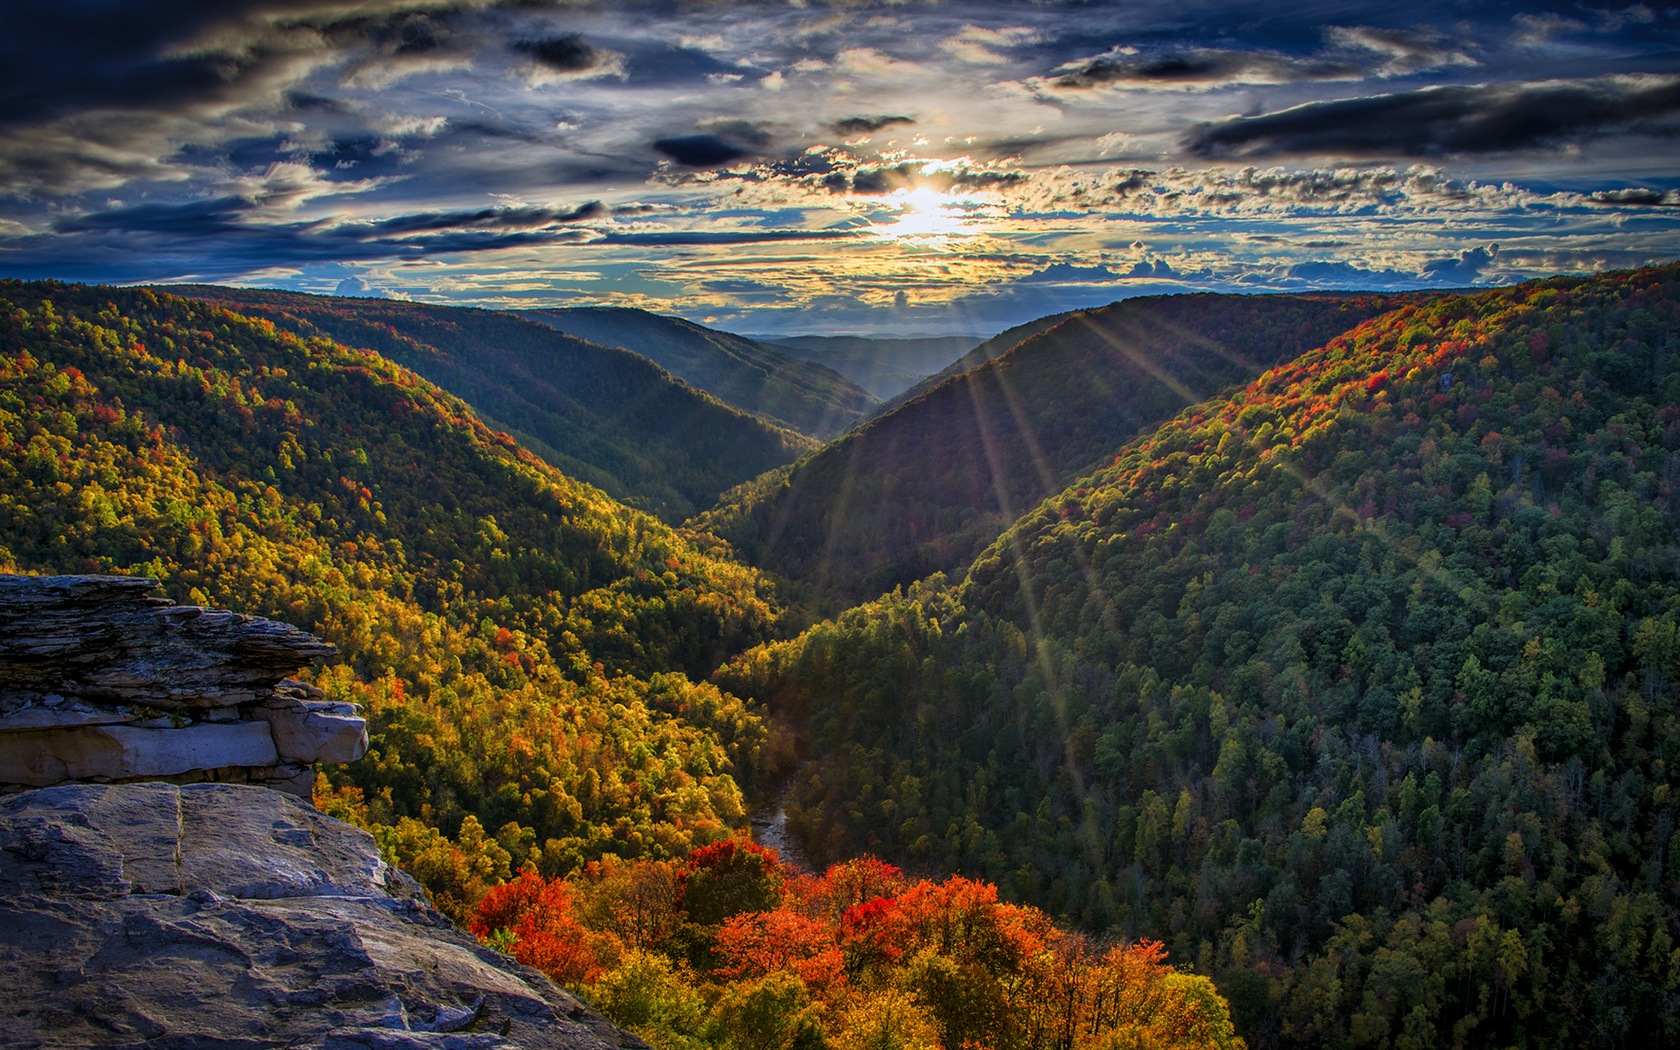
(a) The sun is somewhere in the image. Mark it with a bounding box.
[872,186,973,244]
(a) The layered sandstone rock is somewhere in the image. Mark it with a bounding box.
[0,574,364,796]
[0,782,644,1050]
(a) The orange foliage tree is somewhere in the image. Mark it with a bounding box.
[476,840,1243,1050]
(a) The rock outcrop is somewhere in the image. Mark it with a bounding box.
[0,781,644,1049]
[0,574,364,796]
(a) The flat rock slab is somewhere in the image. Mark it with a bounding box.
[0,783,644,1050]
[0,722,281,788]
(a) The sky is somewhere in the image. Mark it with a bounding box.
[1,0,1678,336]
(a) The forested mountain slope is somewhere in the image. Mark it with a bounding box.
[718,264,1680,1048]
[522,306,878,439]
[0,280,786,918]
[702,292,1417,610]
[172,286,809,522]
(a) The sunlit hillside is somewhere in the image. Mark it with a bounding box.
[0,281,781,919]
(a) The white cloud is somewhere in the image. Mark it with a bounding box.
[1325,26,1476,76]
[838,48,924,78]
[941,25,1038,65]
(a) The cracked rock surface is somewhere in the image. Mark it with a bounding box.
[0,782,646,1050]
[0,575,365,795]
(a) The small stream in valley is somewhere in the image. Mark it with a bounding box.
[749,766,815,873]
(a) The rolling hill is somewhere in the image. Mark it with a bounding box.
[522,306,878,439]
[170,286,810,522]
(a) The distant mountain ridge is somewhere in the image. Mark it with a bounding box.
[881,311,1079,411]
[169,286,809,522]
[522,306,878,439]
[701,290,1425,608]
[761,333,984,399]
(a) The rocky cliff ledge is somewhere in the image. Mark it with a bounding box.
[0,781,644,1049]
[0,574,364,796]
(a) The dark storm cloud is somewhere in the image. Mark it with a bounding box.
[949,169,1028,190]
[284,92,348,114]
[851,164,920,195]
[0,32,292,132]
[361,201,605,234]
[1591,187,1680,206]
[0,1,478,132]
[653,134,752,167]
[1052,48,1358,90]
[55,197,255,236]
[0,3,247,127]
[59,193,605,240]
[1420,243,1499,283]
[356,12,452,55]
[1112,170,1155,195]
[515,34,603,71]
[1186,77,1680,159]
[1017,261,1124,284]
[832,115,916,135]
[27,190,606,282]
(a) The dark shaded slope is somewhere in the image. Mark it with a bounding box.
[719,263,1680,1050]
[883,311,1078,412]
[522,306,878,438]
[172,286,810,522]
[702,291,1420,608]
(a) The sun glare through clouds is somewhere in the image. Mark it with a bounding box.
[2,0,1679,333]
[873,186,976,246]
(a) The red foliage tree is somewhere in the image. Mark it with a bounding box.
[677,837,786,926]
[471,869,601,986]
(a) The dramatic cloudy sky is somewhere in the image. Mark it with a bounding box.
[2,0,1678,333]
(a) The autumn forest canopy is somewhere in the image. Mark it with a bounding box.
[5,263,1680,1049]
